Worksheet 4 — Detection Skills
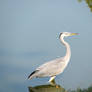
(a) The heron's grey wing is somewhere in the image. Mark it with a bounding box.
[35,57,65,77]
[37,57,64,70]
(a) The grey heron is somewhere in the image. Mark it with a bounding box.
[28,32,78,82]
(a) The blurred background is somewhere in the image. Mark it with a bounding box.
[0,0,92,92]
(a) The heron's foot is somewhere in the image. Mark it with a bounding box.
[50,80,56,86]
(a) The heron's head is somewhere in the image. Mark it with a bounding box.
[59,32,78,39]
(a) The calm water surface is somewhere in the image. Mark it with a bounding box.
[0,0,92,92]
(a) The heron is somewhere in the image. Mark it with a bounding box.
[28,32,78,82]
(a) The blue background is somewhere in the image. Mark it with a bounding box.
[0,0,92,92]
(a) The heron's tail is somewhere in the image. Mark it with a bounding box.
[28,70,38,79]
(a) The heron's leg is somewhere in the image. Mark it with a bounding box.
[49,76,56,83]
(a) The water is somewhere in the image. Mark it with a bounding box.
[0,0,92,92]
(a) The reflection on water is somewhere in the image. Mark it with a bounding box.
[78,0,92,12]
[28,81,66,92]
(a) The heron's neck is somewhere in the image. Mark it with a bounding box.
[60,37,71,63]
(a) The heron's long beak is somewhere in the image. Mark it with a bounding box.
[70,33,79,36]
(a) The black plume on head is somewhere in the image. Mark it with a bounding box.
[59,32,63,39]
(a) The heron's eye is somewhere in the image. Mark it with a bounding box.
[65,33,69,35]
